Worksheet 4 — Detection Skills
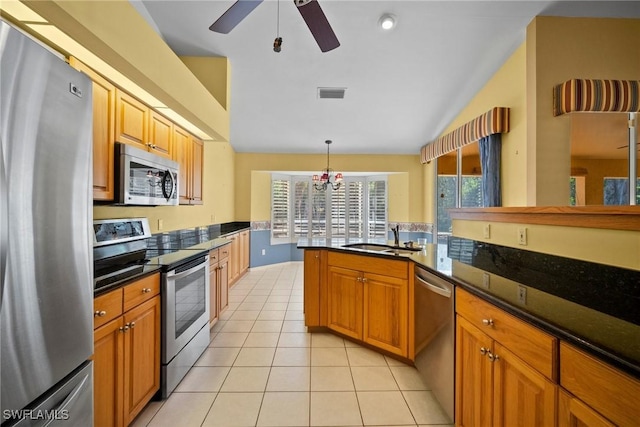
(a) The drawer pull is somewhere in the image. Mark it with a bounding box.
[142,287,152,294]
[480,347,488,355]
[94,310,107,317]
[482,318,494,327]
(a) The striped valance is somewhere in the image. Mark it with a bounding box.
[553,79,640,116]
[420,107,510,163]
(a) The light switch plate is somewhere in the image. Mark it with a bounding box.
[517,227,527,245]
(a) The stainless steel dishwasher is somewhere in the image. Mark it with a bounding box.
[414,264,455,423]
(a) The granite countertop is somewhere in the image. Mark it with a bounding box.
[297,237,640,379]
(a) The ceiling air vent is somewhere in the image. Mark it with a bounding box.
[318,87,346,99]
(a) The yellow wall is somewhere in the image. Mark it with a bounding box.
[94,140,236,233]
[430,42,528,206]
[453,219,640,271]
[180,56,230,110]
[235,153,424,223]
[527,16,640,206]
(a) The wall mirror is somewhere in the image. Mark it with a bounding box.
[570,112,639,205]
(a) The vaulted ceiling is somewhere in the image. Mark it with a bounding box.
[134,1,640,155]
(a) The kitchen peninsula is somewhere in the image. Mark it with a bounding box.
[298,206,640,426]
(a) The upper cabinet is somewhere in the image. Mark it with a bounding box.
[69,58,116,201]
[115,90,173,160]
[175,125,203,205]
[70,58,206,204]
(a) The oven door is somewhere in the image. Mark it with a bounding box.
[162,255,210,363]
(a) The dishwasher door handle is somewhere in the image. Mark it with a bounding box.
[415,274,452,298]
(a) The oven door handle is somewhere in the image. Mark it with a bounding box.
[166,256,208,280]
[415,274,452,298]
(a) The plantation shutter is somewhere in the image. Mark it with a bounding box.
[271,177,290,239]
[368,179,387,238]
[330,184,346,238]
[347,180,365,237]
[311,186,326,237]
[293,179,309,237]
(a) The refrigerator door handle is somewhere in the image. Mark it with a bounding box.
[0,136,6,307]
[53,372,89,414]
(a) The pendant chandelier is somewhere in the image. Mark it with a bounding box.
[313,140,343,191]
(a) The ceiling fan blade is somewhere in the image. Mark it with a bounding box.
[295,0,340,52]
[209,0,263,34]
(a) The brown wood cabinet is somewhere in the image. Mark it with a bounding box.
[239,230,250,274]
[228,230,250,287]
[93,273,161,427]
[115,90,173,159]
[327,265,364,340]
[303,250,324,327]
[69,57,116,201]
[209,246,230,326]
[455,288,558,427]
[559,342,640,427]
[175,125,203,205]
[558,389,615,427]
[325,251,410,357]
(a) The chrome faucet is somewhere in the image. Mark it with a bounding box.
[391,225,400,246]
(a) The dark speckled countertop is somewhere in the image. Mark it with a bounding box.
[297,237,640,379]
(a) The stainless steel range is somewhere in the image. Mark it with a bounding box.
[93,218,210,398]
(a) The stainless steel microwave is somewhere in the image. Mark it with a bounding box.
[115,142,179,206]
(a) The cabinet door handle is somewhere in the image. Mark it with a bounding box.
[362,277,368,283]
[94,310,107,317]
[487,352,499,362]
[129,322,136,329]
[119,325,129,332]
[482,318,494,327]
[480,347,488,355]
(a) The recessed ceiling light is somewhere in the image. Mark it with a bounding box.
[379,14,396,30]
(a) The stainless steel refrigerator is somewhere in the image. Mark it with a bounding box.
[1,20,94,426]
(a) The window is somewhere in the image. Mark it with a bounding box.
[271,175,387,244]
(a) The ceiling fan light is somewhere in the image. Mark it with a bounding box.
[379,14,396,30]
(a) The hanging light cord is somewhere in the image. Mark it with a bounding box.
[273,0,283,52]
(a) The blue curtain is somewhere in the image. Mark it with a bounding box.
[478,134,502,207]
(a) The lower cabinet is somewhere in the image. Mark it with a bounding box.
[227,229,250,287]
[93,273,161,427]
[455,288,557,427]
[209,245,230,326]
[325,251,410,357]
[559,342,640,427]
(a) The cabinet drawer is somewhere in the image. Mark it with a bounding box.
[124,273,160,312]
[94,290,123,329]
[328,251,408,279]
[560,342,640,427]
[456,288,557,380]
[219,245,230,261]
[209,249,219,265]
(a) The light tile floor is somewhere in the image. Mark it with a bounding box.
[131,261,453,427]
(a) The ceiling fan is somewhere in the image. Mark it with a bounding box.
[209,0,340,53]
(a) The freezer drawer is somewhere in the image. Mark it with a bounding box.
[2,361,93,427]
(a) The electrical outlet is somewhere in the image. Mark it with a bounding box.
[261,249,266,256]
[157,219,163,230]
[517,227,528,245]
[518,285,527,304]
[483,224,491,239]
[482,273,490,289]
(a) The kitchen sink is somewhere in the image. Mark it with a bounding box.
[342,243,421,254]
